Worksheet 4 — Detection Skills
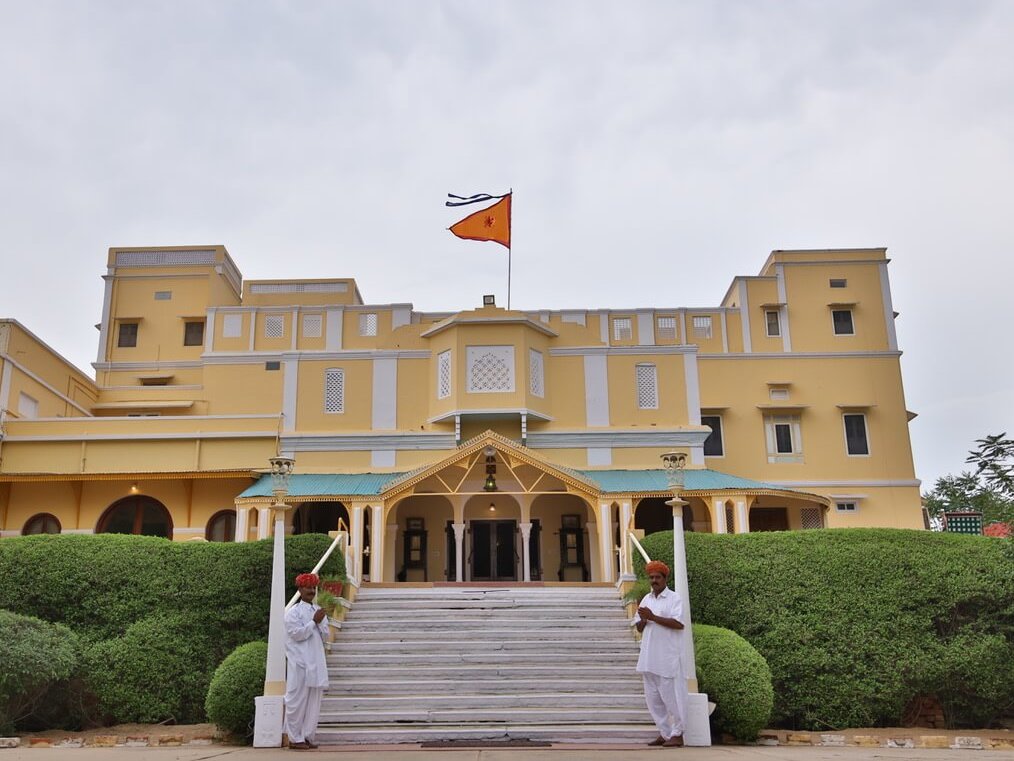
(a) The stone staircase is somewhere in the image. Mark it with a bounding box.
[316,584,658,744]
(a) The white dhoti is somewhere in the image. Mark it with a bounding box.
[284,600,330,745]
[284,668,324,744]
[642,671,688,740]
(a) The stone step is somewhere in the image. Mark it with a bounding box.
[326,663,638,679]
[317,707,652,724]
[322,693,648,711]
[314,722,658,745]
[334,627,633,641]
[324,677,641,695]
[344,609,626,621]
[329,645,638,660]
[351,597,624,608]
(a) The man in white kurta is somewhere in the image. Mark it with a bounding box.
[634,560,689,748]
[284,573,330,750]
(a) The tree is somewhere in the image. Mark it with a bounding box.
[967,432,1014,498]
[922,471,1014,528]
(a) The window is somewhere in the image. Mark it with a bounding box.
[656,316,677,341]
[467,346,515,393]
[829,278,848,288]
[612,317,632,341]
[324,368,345,413]
[800,507,824,530]
[765,310,781,337]
[97,496,172,538]
[222,313,243,338]
[529,349,545,397]
[701,415,724,456]
[359,313,378,337]
[206,510,236,542]
[769,388,789,401]
[264,314,285,338]
[635,364,658,409]
[692,315,712,339]
[836,502,858,513]
[832,309,854,336]
[23,513,61,535]
[843,413,870,455]
[117,322,138,348]
[765,414,802,461]
[264,361,281,371]
[183,320,205,346]
[302,313,323,338]
[18,392,38,419]
[437,350,452,399]
[154,290,172,301]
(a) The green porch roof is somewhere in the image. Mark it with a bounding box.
[238,472,407,499]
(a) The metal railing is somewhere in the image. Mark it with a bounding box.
[285,519,350,610]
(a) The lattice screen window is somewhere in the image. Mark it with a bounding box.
[324,369,345,413]
[359,313,378,337]
[636,364,658,409]
[302,313,323,338]
[264,315,285,338]
[529,349,545,397]
[222,314,243,338]
[656,316,677,340]
[18,392,39,419]
[613,317,632,341]
[467,346,515,393]
[437,350,452,399]
[801,507,824,530]
[725,506,735,533]
[692,315,712,339]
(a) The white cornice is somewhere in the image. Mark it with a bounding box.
[770,479,921,488]
[698,351,902,360]
[526,429,710,449]
[93,361,203,371]
[3,431,276,442]
[427,408,553,424]
[549,345,699,357]
[421,315,558,338]
[201,349,431,364]
[281,432,456,451]
[12,413,278,422]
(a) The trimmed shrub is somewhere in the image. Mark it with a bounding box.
[0,611,81,734]
[693,624,773,741]
[636,529,1014,729]
[205,641,268,740]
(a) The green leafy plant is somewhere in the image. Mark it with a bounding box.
[693,624,773,741]
[205,641,267,741]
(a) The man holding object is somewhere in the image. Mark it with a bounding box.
[284,572,329,750]
[635,560,688,748]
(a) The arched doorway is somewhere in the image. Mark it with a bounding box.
[292,501,349,535]
[97,496,173,539]
[23,513,61,535]
[464,495,521,582]
[206,510,236,542]
[635,497,693,535]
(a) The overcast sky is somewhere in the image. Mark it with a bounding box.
[2,1,1011,491]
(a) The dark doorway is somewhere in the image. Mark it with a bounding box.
[97,496,173,539]
[635,497,694,535]
[470,520,517,581]
[750,507,789,532]
[292,501,349,535]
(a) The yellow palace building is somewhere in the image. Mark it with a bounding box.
[0,245,922,583]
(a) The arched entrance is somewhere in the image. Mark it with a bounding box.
[292,501,349,535]
[97,495,173,539]
[531,494,594,582]
[387,495,454,582]
[464,495,521,582]
[23,513,61,535]
[634,496,692,535]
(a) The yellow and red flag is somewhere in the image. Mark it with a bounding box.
[447,192,511,249]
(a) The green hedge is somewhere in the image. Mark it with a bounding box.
[693,624,773,741]
[637,529,1014,730]
[0,611,82,734]
[205,641,268,740]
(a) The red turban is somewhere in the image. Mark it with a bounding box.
[645,560,670,577]
[295,573,319,587]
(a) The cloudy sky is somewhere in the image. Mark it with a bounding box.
[2,1,1011,490]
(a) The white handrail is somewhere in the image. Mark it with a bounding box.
[627,530,650,564]
[285,530,348,610]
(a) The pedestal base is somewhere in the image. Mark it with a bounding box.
[684,692,712,747]
[253,695,285,747]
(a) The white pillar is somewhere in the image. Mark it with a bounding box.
[369,505,384,581]
[253,505,288,747]
[713,498,727,534]
[618,501,633,579]
[597,503,615,583]
[349,504,365,585]
[257,507,271,540]
[519,522,532,582]
[453,522,465,582]
[234,507,250,543]
[736,500,749,534]
[385,523,399,583]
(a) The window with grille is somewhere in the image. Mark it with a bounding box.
[765,310,781,337]
[302,313,323,338]
[725,505,735,533]
[264,315,285,338]
[117,322,138,348]
[613,317,632,341]
[830,278,848,288]
[692,315,712,339]
[529,349,545,397]
[836,502,858,513]
[467,346,515,393]
[324,368,345,413]
[437,350,452,399]
[18,392,39,419]
[832,309,854,335]
[183,321,205,346]
[843,413,869,455]
[800,507,824,529]
[359,313,378,337]
[765,414,802,461]
[701,415,724,456]
[222,314,243,338]
[636,364,658,409]
[656,316,677,341]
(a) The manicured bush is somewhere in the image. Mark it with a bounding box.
[693,624,773,741]
[636,529,1014,729]
[205,641,268,740]
[0,611,81,734]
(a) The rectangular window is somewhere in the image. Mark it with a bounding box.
[765,414,802,461]
[843,413,870,455]
[765,310,781,337]
[701,415,724,456]
[183,321,205,346]
[264,361,281,371]
[774,424,793,453]
[117,322,138,348]
[829,278,848,288]
[832,309,854,335]
[835,502,858,513]
[635,364,658,409]
[302,313,323,338]
[769,388,789,401]
[692,315,712,339]
[324,368,345,413]
[359,313,378,337]
[656,316,677,341]
[264,314,285,338]
[154,290,172,300]
[529,349,545,397]
[222,313,243,338]
[18,392,38,419]
[612,317,632,341]
[437,350,452,399]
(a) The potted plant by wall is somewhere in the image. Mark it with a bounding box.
[320,574,344,599]
[315,588,339,618]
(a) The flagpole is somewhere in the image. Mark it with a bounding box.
[507,246,511,310]
[507,188,513,309]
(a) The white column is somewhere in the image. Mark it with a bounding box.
[385,523,399,583]
[253,505,288,747]
[257,507,272,540]
[597,502,615,583]
[618,501,634,578]
[713,498,727,534]
[369,505,384,581]
[234,507,249,543]
[349,504,365,585]
[519,522,532,582]
[453,522,465,582]
[736,500,749,534]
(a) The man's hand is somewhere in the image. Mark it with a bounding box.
[637,606,654,623]
[313,608,327,624]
